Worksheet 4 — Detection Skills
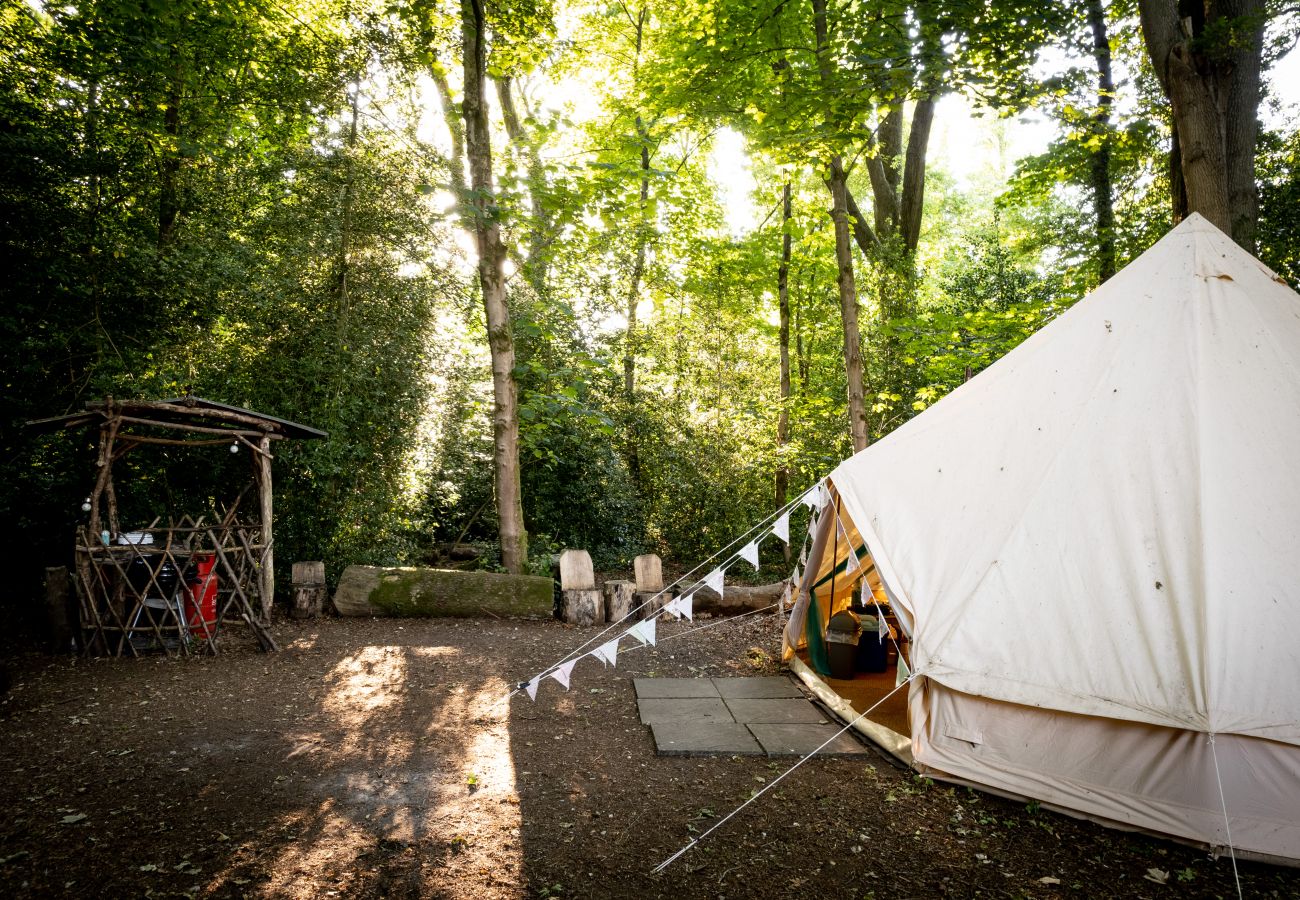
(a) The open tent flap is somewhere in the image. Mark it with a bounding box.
[781,482,892,674]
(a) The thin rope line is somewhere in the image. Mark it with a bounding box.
[1207,733,1243,900]
[619,603,779,655]
[652,669,922,874]
[509,481,825,695]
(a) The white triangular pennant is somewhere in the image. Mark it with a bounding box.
[662,596,682,620]
[816,483,830,509]
[773,511,790,544]
[628,617,657,646]
[676,592,694,621]
[781,581,792,609]
[873,602,889,644]
[845,547,861,575]
[548,659,577,691]
[593,638,619,667]
[704,568,725,599]
[791,564,801,587]
[800,486,819,510]
[798,545,808,566]
[739,540,760,570]
[525,676,540,701]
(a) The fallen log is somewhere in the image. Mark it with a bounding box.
[333,565,553,618]
[690,580,789,615]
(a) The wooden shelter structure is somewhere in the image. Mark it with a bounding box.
[27,397,326,656]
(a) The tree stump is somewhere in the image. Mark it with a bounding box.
[633,554,664,593]
[291,561,326,619]
[44,566,75,653]
[558,549,595,591]
[561,588,604,626]
[636,591,665,616]
[603,579,636,623]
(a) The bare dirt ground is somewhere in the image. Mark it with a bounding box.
[0,614,1295,899]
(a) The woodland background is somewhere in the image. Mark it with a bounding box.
[3,0,1298,632]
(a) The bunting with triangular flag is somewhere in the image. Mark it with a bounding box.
[549,659,577,690]
[628,617,657,647]
[525,676,540,701]
[772,511,790,544]
[739,540,760,570]
[593,638,620,667]
[845,545,861,575]
[704,567,725,598]
[675,592,694,621]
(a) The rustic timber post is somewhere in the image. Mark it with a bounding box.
[603,580,636,623]
[633,553,664,615]
[558,549,602,626]
[257,433,274,622]
[44,566,74,653]
[291,561,326,619]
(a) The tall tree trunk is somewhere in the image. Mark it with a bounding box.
[898,98,934,255]
[335,85,361,332]
[775,181,793,563]
[624,116,650,403]
[1086,0,1117,282]
[462,0,527,574]
[496,76,552,294]
[829,159,870,452]
[622,5,651,482]
[430,67,468,198]
[1138,0,1266,249]
[812,0,869,452]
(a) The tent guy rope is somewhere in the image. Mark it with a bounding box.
[1207,733,1244,900]
[651,668,923,875]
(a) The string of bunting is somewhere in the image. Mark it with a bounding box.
[512,478,833,702]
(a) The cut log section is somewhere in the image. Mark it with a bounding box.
[691,580,789,615]
[333,565,553,618]
[291,561,326,619]
[558,549,596,591]
[633,554,663,593]
[603,580,636,623]
[561,588,603,626]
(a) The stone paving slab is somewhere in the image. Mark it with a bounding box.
[637,697,733,725]
[633,677,722,699]
[724,698,830,725]
[711,677,804,699]
[650,722,764,756]
[748,723,869,757]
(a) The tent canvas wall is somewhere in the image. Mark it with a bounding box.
[784,214,1300,864]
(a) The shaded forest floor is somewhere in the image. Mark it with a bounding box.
[0,615,1295,899]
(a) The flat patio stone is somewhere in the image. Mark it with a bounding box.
[633,677,722,699]
[724,698,829,725]
[711,676,804,699]
[748,723,869,757]
[650,722,764,756]
[637,697,734,725]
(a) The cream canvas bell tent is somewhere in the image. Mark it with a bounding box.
[783,214,1300,863]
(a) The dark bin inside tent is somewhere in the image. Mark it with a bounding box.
[855,613,888,673]
[826,610,861,679]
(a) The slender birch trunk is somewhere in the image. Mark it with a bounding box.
[462,0,527,573]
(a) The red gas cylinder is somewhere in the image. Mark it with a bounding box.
[185,554,219,638]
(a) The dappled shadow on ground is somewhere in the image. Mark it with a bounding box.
[0,616,1295,899]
